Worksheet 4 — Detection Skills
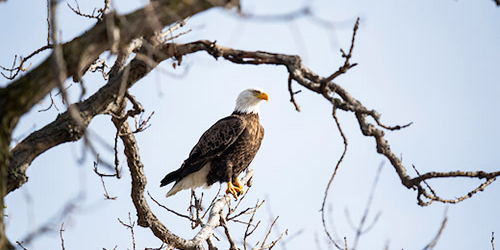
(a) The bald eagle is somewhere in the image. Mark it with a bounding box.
[160,88,268,198]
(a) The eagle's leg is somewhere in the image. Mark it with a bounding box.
[226,179,244,198]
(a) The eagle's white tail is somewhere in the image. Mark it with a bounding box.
[166,163,211,197]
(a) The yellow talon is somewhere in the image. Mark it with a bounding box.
[233,178,244,194]
[226,179,244,198]
[226,182,239,198]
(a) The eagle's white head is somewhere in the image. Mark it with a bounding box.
[234,87,269,114]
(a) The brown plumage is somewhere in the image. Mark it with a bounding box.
[160,88,268,198]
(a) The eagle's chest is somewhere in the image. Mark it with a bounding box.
[224,125,262,165]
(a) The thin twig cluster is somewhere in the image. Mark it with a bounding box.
[67,0,110,21]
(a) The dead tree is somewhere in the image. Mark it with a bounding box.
[1,0,499,249]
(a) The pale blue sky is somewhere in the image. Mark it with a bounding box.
[1,0,499,249]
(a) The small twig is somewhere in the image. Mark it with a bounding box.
[160,17,191,42]
[375,120,413,131]
[147,191,196,222]
[53,83,73,100]
[67,0,105,20]
[100,0,111,17]
[244,200,263,250]
[92,156,117,199]
[118,213,137,250]
[422,209,448,250]
[287,74,301,112]
[254,225,288,250]
[100,175,117,200]
[0,45,52,80]
[16,241,28,250]
[492,232,496,250]
[247,220,261,237]
[189,190,205,229]
[351,162,384,250]
[219,211,238,250]
[46,0,51,45]
[113,131,121,178]
[322,17,360,85]
[38,92,60,112]
[260,216,279,249]
[227,199,264,222]
[163,29,193,43]
[413,165,437,197]
[359,212,381,235]
[60,222,66,250]
[321,108,348,249]
[202,185,222,220]
[133,111,155,133]
[227,184,252,219]
[93,154,118,177]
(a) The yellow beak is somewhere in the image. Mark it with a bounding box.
[256,92,269,102]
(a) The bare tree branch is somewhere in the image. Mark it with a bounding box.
[67,0,110,21]
[287,75,301,112]
[251,215,287,250]
[148,191,196,223]
[321,17,359,85]
[259,216,279,249]
[93,156,118,200]
[118,213,137,250]
[422,209,448,250]
[59,222,65,250]
[492,232,496,250]
[219,213,238,250]
[15,241,28,250]
[350,163,384,250]
[321,108,348,249]
[37,92,60,112]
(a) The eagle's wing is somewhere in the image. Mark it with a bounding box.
[186,115,246,167]
[160,115,246,187]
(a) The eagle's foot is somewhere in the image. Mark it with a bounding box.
[233,178,244,192]
[226,180,244,199]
